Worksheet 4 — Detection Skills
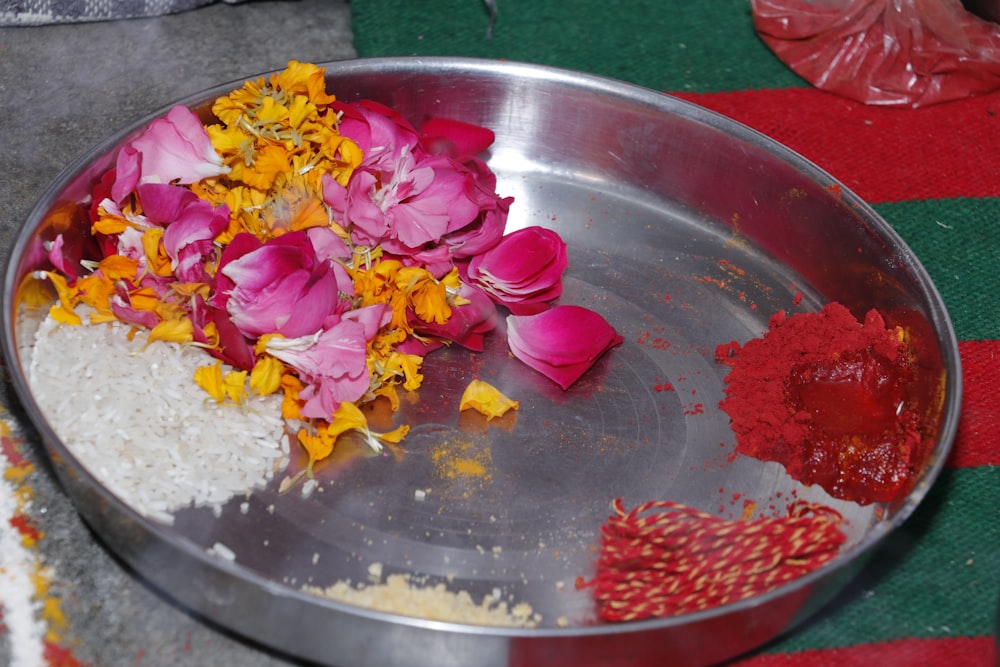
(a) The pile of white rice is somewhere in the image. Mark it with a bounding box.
[28,311,288,524]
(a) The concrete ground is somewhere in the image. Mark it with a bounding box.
[1,3,355,664]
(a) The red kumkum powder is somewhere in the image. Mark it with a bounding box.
[716,302,922,505]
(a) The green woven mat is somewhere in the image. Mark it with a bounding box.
[352,0,804,92]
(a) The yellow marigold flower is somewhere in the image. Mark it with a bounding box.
[332,401,410,454]
[240,143,292,192]
[372,383,400,411]
[297,400,411,472]
[399,268,452,326]
[260,171,330,235]
[459,380,519,420]
[257,93,289,125]
[271,60,335,104]
[286,93,316,131]
[211,77,265,127]
[219,185,268,242]
[319,134,364,187]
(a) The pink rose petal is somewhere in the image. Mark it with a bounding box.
[128,105,229,186]
[468,226,568,313]
[419,116,496,157]
[506,305,623,390]
[265,316,374,419]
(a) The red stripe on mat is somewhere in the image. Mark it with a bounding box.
[731,635,993,666]
[950,340,1000,468]
[672,88,1000,205]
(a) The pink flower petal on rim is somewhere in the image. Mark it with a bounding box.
[506,305,623,390]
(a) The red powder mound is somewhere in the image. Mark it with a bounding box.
[716,302,922,505]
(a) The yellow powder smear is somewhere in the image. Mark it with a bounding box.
[304,573,539,628]
[430,437,492,482]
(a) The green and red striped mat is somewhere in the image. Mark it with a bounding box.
[352,1,1000,664]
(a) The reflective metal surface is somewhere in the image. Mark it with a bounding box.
[1,58,960,667]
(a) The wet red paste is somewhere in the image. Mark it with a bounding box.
[716,302,922,505]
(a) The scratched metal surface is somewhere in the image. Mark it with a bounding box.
[2,59,960,667]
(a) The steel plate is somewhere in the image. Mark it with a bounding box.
[1,58,960,667]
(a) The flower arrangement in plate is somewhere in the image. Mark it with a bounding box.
[40,61,623,479]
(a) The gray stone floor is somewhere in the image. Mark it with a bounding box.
[1,3,355,664]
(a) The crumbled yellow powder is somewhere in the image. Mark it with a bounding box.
[430,437,492,482]
[303,574,539,628]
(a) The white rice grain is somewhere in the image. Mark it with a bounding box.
[28,312,288,525]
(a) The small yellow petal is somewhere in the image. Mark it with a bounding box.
[223,370,248,403]
[148,317,193,345]
[42,271,81,326]
[141,227,172,277]
[15,274,54,309]
[92,215,130,236]
[327,401,370,436]
[375,423,410,445]
[459,380,519,420]
[298,425,337,466]
[127,287,160,313]
[49,302,82,326]
[280,373,305,420]
[249,355,284,396]
[194,361,226,402]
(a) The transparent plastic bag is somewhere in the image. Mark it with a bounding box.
[751,0,1000,107]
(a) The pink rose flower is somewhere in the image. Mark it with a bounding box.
[506,305,623,390]
[466,226,568,315]
[135,183,230,283]
[438,159,512,261]
[265,304,390,419]
[336,99,422,172]
[215,231,351,340]
[323,150,481,254]
[326,101,511,266]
